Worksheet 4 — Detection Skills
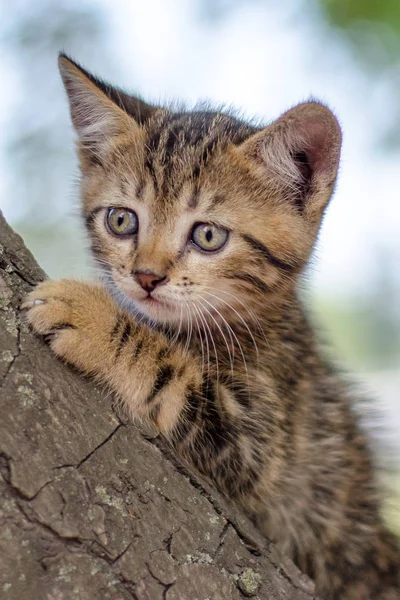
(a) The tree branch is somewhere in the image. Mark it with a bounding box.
[0,210,320,599]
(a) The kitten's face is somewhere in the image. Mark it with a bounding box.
[82,112,311,328]
[59,55,341,329]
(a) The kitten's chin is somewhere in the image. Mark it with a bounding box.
[135,296,182,325]
[107,281,184,327]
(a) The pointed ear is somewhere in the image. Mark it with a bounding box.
[239,102,342,220]
[58,54,156,159]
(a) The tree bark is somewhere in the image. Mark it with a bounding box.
[0,210,319,600]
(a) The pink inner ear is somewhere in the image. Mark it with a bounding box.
[238,101,342,219]
[284,103,342,180]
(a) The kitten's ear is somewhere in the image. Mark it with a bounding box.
[58,54,156,156]
[239,102,342,220]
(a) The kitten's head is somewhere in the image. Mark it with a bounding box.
[59,54,341,329]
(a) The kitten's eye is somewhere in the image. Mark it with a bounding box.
[191,223,229,252]
[106,208,138,236]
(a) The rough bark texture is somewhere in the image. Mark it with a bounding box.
[0,210,319,600]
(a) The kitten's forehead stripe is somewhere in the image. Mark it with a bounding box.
[120,177,128,197]
[136,180,145,200]
[145,157,158,191]
[144,110,256,200]
[187,188,200,210]
[208,194,226,209]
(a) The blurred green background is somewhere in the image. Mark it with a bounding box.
[0,0,399,530]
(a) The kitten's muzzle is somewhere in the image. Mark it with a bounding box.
[133,269,169,293]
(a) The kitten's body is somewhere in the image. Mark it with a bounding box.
[23,55,400,599]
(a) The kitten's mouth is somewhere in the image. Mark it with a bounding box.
[143,296,164,307]
[135,294,182,325]
[139,294,175,312]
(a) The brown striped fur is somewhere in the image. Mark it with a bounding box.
[22,54,400,599]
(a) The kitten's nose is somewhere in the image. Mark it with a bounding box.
[133,270,169,293]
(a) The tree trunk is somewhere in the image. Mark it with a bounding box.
[0,210,319,600]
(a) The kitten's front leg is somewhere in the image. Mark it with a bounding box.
[23,279,260,499]
[21,279,201,430]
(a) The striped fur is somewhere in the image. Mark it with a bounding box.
[23,55,400,600]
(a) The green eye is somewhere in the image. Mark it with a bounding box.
[106,208,138,236]
[191,223,229,252]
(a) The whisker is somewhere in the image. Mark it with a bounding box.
[183,301,194,355]
[191,301,212,384]
[189,300,205,375]
[201,288,261,363]
[195,300,220,384]
[196,295,250,386]
[203,286,266,339]
[193,294,236,381]
[168,301,184,351]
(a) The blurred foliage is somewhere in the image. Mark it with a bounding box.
[318,0,400,147]
[319,0,400,67]
[321,0,400,31]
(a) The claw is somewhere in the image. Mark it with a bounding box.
[44,333,59,343]
[20,299,46,311]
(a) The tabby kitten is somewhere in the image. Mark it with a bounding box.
[22,54,400,599]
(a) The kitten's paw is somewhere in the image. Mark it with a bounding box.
[21,279,119,372]
[22,280,76,335]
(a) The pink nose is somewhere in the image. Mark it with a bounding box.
[134,270,168,293]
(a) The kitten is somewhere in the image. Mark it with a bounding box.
[22,54,400,599]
